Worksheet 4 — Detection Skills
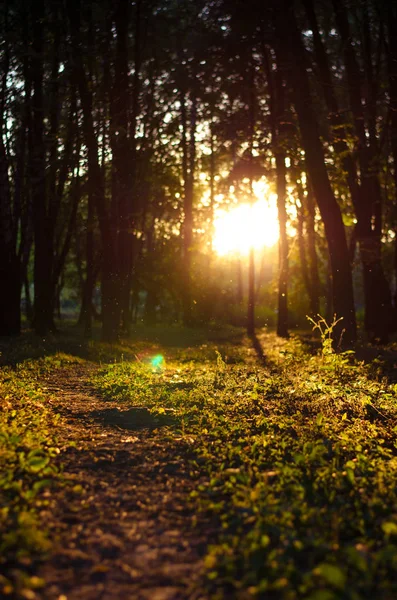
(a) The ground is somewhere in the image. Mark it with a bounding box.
[37,362,210,600]
[2,325,397,600]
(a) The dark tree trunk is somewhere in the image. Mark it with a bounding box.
[265,46,289,338]
[236,259,243,304]
[275,0,356,346]
[24,273,33,323]
[306,185,320,316]
[209,111,215,255]
[332,0,393,341]
[295,167,321,317]
[179,64,195,326]
[120,0,142,333]
[275,158,288,337]
[113,0,133,335]
[30,0,55,334]
[83,186,94,337]
[68,0,118,342]
[294,169,320,317]
[0,1,21,335]
[0,0,22,335]
[247,59,256,336]
[387,5,397,315]
[247,247,255,335]
[302,0,361,216]
[0,138,21,335]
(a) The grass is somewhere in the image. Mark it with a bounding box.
[0,353,83,597]
[2,323,397,598]
[91,330,397,599]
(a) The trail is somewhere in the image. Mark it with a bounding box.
[37,363,210,600]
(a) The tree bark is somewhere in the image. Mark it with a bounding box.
[274,0,356,346]
[387,4,397,314]
[30,0,55,334]
[332,0,393,341]
[0,0,21,335]
[68,0,119,342]
[179,60,195,326]
[247,58,256,336]
[113,0,134,334]
[265,47,289,338]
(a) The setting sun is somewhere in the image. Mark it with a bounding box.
[213,196,279,256]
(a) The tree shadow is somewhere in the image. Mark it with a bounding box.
[354,345,397,384]
[0,324,245,367]
[89,407,180,430]
[249,333,267,366]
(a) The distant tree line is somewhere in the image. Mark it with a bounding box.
[1,0,397,344]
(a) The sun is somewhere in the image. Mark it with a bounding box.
[213,183,279,257]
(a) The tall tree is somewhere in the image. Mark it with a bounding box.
[274,0,356,345]
[331,0,393,341]
[30,0,55,334]
[263,45,289,337]
[0,0,21,334]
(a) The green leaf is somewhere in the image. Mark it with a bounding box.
[382,522,397,537]
[261,535,270,547]
[32,479,53,493]
[346,468,355,484]
[306,591,338,600]
[315,563,346,589]
[26,451,50,473]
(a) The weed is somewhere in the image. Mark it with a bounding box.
[92,331,397,598]
[0,354,70,596]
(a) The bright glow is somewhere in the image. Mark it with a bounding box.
[150,354,164,371]
[213,195,279,256]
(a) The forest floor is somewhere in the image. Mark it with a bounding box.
[2,325,397,599]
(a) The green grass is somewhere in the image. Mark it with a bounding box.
[92,332,397,599]
[0,353,82,596]
[0,323,244,366]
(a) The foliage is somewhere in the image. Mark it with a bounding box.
[0,354,74,596]
[92,332,397,598]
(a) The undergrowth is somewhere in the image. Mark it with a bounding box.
[92,332,397,599]
[0,353,78,597]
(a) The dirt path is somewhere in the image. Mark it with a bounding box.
[36,364,211,600]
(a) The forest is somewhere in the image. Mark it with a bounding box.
[2,0,397,598]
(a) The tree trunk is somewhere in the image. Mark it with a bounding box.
[179,66,195,326]
[294,169,320,317]
[306,185,320,316]
[30,0,55,335]
[275,0,356,346]
[266,47,289,338]
[0,138,21,334]
[0,1,21,335]
[247,58,256,336]
[332,0,393,341]
[387,5,397,315]
[68,0,118,342]
[113,0,133,335]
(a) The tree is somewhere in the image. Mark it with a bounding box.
[273,0,356,345]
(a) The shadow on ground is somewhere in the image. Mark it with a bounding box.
[90,407,179,430]
[248,333,267,365]
[0,324,245,367]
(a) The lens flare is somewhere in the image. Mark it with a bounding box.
[150,354,164,370]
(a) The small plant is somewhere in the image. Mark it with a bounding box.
[214,350,227,388]
[90,331,397,598]
[215,350,227,372]
[307,314,344,357]
[0,353,72,596]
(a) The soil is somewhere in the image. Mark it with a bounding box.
[35,363,213,600]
